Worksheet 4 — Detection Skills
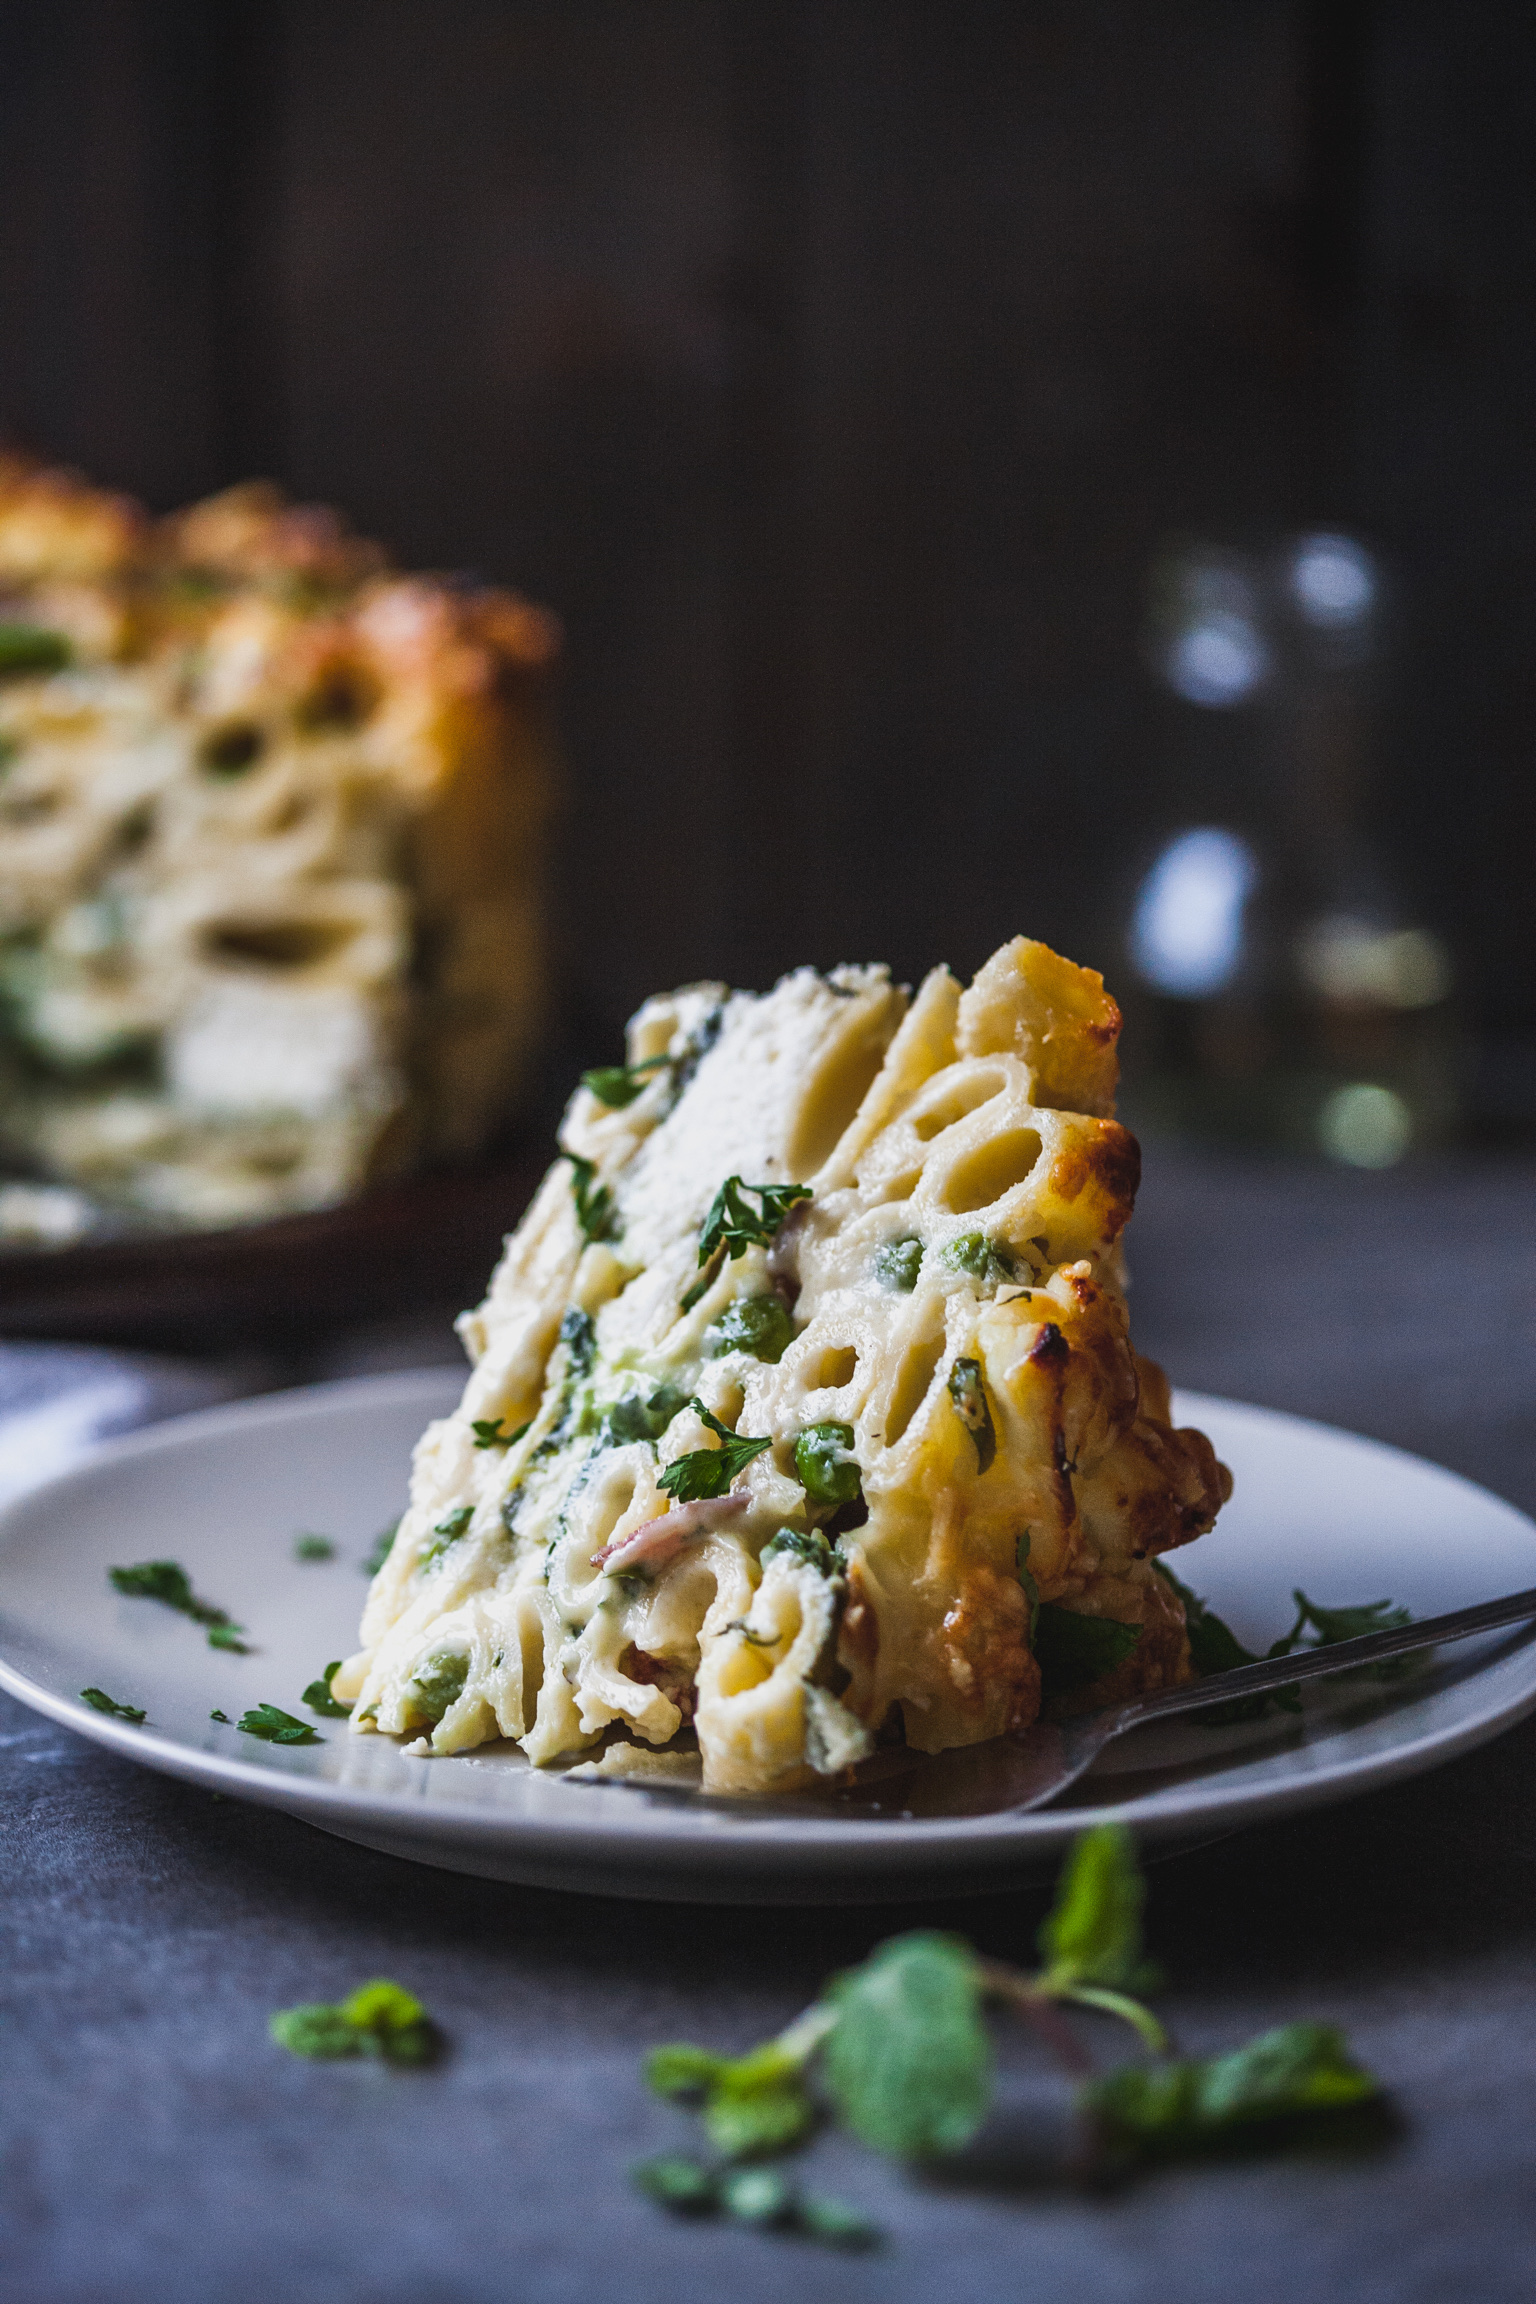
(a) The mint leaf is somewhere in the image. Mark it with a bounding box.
[79,1687,145,1723]
[1033,1603,1141,1695]
[270,1979,434,2064]
[238,1703,320,1745]
[303,1661,352,1718]
[565,1152,619,1244]
[1084,2021,1380,2154]
[719,2166,793,2227]
[631,2154,719,2213]
[581,1053,671,1108]
[793,1422,860,1507]
[657,1398,772,1503]
[697,1176,811,1266]
[1038,1822,1151,1991]
[822,1932,991,2159]
[947,1357,996,1474]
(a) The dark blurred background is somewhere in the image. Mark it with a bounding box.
[2,0,1531,1150]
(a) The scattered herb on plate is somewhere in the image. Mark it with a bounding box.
[79,1687,145,1723]
[302,1662,353,1719]
[108,1558,248,1652]
[237,1703,321,1746]
[293,1532,336,1562]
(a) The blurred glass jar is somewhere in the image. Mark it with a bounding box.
[1112,532,1456,1167]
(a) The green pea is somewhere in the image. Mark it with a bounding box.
[940,1231,1016,1286]
[794,1421,861,1506]
[705,1294,793,1365]
[873,1235,924,1292]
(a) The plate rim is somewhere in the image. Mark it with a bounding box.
[2,1370,1534,1876]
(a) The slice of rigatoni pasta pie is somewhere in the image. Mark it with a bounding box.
[335,938,1231,1793]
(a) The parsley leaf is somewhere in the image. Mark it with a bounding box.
[410,1650,469,1727]
[1033,1603,1142,1695]
[303,1662,352,1718]
[794,1422,861,1507]
[565,1152,620,1244]
[946,1357,996,1474]
[79,1687,145,1723]
[601,1383,687,1446]
[581,1053,672,1108]
[471,1418,529,1450]
[761,1526,838,1575]
[419,1505,474,1569]
[210,1709,230,1723]
[363,1519,399,1576]
[822,1932,992,2159]
[1084,2021,1380,2155]
[1278,1588,1418,1679]
[657,1398,773,1502]
[270,1978,435,2065]
[697,1175,812,1266]
[109,1558,247,1651]
[293,1532,335,1562]
[237,1703,321,1745]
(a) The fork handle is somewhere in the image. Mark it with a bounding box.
[1121,1584,1536,1730]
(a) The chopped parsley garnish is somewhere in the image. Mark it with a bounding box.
[793,1422,860,1508]
[705,1293,793,1365]
[303,1662,353,1718]
[1032,1603,1143,1694]
[565,1152,620,1244]
[237,1703,321,1745]
[602,1383,687,1446]
[363,1519,399,1576]
[270,1978,435,2065]
[293,1532,336,1562]
[657,1399,773,1502]
[410,1650,469,1726]
[471,1418,529,1450]
[108,1559,247,1651]
[873,1235,924,1292]
[79,1687,145,1723]
[419,1506,474,1570]
[696,1175,812,1266]
[580,1053,671,1108]
[633,1822,1380,2236]
[1156,1564,1418,1723]
[210,1709,231,1723]
[940,1231,1017,1286]
[762,1526,838,1575]
[946,1357,996,1474]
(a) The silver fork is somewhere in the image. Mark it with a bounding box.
[990,1582,1536,1814]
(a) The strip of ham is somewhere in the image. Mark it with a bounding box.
[593,1491,750,1577]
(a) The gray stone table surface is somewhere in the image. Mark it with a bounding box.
[2,1147,1534,2304]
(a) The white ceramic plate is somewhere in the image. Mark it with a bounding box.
[1,1371,1533,1904]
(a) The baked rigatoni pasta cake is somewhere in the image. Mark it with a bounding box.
[0,458,557,1228]
[337,937,1231,1793]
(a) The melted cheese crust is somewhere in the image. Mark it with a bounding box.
[338,938,1231,1792]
